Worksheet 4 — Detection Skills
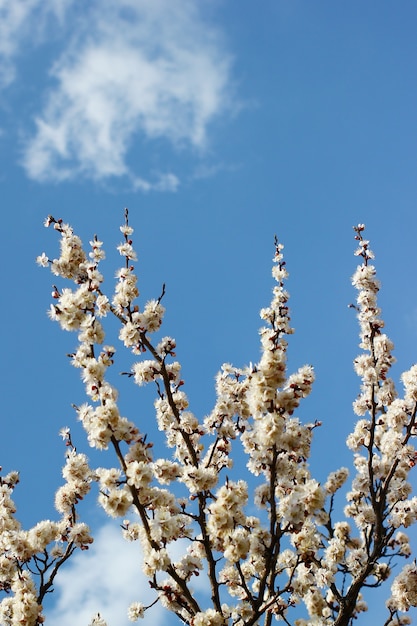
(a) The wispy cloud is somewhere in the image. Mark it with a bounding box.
[191,161,242,181]
[0,0,69,87]
[21,0,234,189]
[45,521,211,625]
[44,522,160,626]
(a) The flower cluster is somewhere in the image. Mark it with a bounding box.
[2,216,415,625]
[0,441,93,625]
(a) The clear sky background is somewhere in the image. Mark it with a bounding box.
[1,1,417,624]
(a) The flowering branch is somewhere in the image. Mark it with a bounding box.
[1,214,416,625]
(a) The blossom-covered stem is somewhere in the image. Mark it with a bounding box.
[36,543,76,603]
[335,225,417,624]
[137,333,226,613]
[196,492,223,614]
[165,568,201,618]
[364,382,386,559]
[381,402,417,499]
[109,435,154,544]
[235,560,256,610]
[137,332,224,613]
[244,572,298,626]
[365,322,392,544]
[122,208,132,272]
[139,332,199,466]
[137,331,225,613]
[107,299,127,325]
[205,436,223,469]
[334,539,385,626]
[110,435,201,617]
[256,447,281,613]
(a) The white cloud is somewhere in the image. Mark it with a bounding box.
[131,172,180,193]
[0,0,70,86]
[45,520,211,625]
[44,522,161,626]
[21,0,234,188]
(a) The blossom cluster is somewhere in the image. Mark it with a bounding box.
[1,215,415,625]
[0,443,93,625]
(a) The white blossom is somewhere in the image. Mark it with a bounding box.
[22,217,417,626]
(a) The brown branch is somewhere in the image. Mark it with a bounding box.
[110,435,201,617]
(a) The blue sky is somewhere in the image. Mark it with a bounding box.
[1,1,417,623]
